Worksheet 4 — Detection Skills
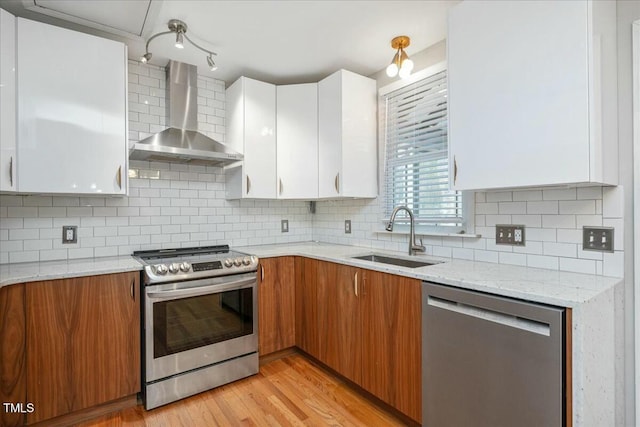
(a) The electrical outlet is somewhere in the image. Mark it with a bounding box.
[495,225,525,246]
[345,220,351,234]
[281,219,289,233]
[583,226,614,252]
[62,226,77,244]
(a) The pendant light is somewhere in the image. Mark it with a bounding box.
[386,36,414,79]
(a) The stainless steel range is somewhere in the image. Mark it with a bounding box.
[134,245,259,410]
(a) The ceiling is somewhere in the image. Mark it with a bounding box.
[1,0,457,85]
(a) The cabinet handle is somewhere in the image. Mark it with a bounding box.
[453,156,458,185]
[334,173,339,194]
[260,264,264,281]
[246,175,251,194]
[279,178,283,195]
[354,271,358,297]
[9,156,13,187]
[130,279,135,300]
[116,166,122,189]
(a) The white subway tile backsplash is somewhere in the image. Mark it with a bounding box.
[542,215,576,229]
[542,188,576,200]
[498,202,527,214]
[526,201,558,214]
[602,186,624,218]
[543,242,577,258]
[526,255,559,270]
[512,190,543,201]
[498,252,527,266]
[558,257,596,275]
[559,200,595,215]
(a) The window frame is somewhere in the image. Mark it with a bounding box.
[378,61,474,236]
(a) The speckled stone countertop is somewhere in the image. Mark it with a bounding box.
[0,241,621,308]
[236,241,622,308]
[0,255,143,287]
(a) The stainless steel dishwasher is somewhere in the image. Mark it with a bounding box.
[422,282,565,427]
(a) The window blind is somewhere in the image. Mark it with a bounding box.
[383,70,463,227]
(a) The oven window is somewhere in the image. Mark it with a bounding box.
[153,287,253,358]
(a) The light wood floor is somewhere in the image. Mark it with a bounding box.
[75,354,408,427]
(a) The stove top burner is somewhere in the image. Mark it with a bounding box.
[133,245,259,285]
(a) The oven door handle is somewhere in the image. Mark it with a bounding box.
[146,277,256,300]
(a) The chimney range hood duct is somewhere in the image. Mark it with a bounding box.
[129,61,242,165]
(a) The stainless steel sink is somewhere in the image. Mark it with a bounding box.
[351,254,440,268]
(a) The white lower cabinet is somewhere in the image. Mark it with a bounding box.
[276,83,318,199]
[0,8,16,192]
[16,18,128,195]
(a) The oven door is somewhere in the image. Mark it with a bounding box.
[144,271,257,382]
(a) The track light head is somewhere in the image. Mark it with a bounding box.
[207,55,218,71]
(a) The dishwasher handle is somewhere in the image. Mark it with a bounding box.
[427,295,551,336]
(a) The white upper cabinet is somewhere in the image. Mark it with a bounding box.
[16,18,128,195]
[448,0,617,190]
[318,70,377,198]
[225,77,277,199]
[0,8,16,192]
[276,83,318,199]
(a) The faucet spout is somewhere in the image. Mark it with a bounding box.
[386,206,426,256]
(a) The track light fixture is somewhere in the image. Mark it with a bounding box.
[386,36,414,79]
[141,19,218,71]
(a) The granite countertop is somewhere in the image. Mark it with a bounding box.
[236,242,622,308]
[0,241,622,308]
[0,255,143,287]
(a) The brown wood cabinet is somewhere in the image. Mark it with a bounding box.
[361,269,421,422]
[0,284,27,427]
[315,260,362,384]
[296,258,422,422]
[258,257,295,355]
[295,257,320,357]
[25,272,140,425]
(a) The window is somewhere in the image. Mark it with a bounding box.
[383,66,465,232]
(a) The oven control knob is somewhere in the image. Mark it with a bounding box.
[180,262,191,272]
[155,264,168,275]
[242,257,251,266]
[224,258,233,268]
[233,258,242,267]
[168,263,180,274]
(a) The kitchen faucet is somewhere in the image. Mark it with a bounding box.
[385,206,426,256]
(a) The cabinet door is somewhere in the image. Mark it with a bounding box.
[0,9,16,192]
[315,260,362,385]
[0,284,26,427]
[17,18,127,195]
[258,257,295,355]
[26,272,140,424]
[295,257,320,357]
[244,78,277,198]
[318,70,377,199]
[361,270,422,423]
[448,1,591,190]
[226,77,277,199]
[276,84,318,199]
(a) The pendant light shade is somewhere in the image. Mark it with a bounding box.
[386,36,413,79]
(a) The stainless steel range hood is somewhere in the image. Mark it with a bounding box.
[129,61,242,165]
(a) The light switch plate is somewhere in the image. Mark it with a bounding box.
[345,220,351,234]
[281,219,289,233]
[62,225,77,244]
[583,226,614,252]
[495,225,525,246]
